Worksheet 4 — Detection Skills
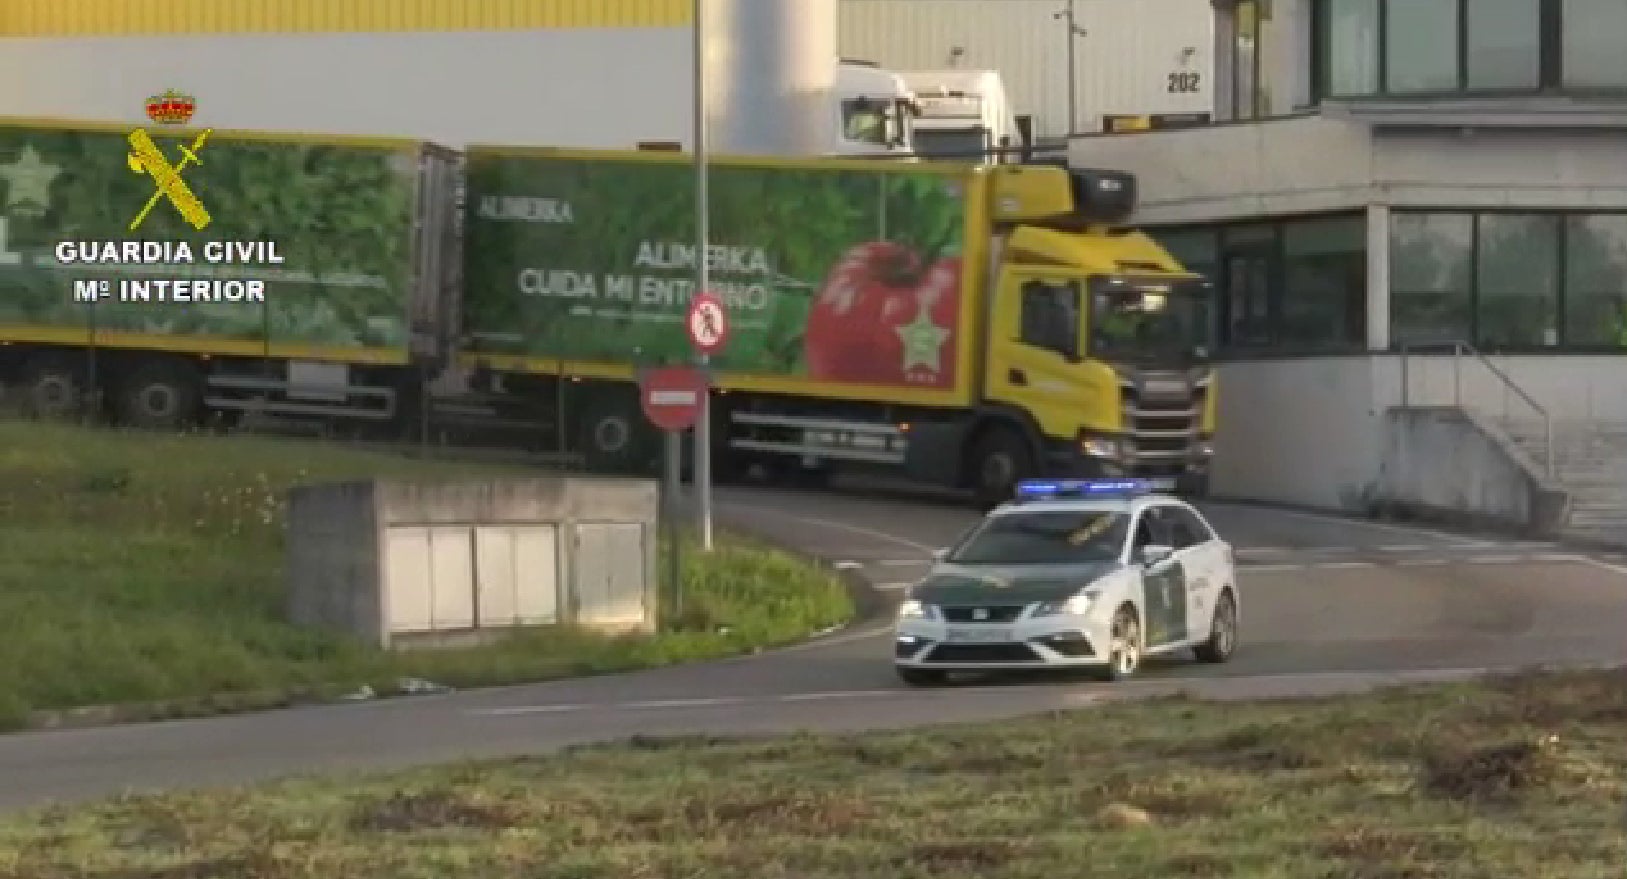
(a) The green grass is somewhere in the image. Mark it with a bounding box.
[1,669,1623,878]
[0,421,852,729]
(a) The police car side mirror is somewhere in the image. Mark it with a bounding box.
[931,547,949,561]
[1139,544,1174,567]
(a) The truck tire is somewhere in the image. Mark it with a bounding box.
[578,396,653,475]
[21,356,86,421]
[116,361,202,430]
[968,424,1033,509]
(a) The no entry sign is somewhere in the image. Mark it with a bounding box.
[686,290,729,357]
[639,366,708,432]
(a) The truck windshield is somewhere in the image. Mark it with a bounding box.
[1088,277,1213,364]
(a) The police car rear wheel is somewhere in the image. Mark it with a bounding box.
[1091,606,1141,681]
[897,667,947,687]
[1194,589,1237,663]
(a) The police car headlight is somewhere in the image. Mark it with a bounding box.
[897,599,938,621]
[1033,592,1094,617]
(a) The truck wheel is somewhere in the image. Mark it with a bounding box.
[21,357,86,420]
[969,425,1033,509]
[578,397,652,474]
[116,362,202,431]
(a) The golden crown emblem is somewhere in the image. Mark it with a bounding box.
[144,89,196,125]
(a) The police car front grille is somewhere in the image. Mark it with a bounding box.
[940,605,1026,623]
[926,643,1040,663]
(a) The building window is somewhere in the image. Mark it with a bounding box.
[1390,213,1474,344]
[1475,214,1559,347]
[1563,215,1627,345]
[1562,0,1627,88]
[1151,214,1367,355]
[1392,210,1627,351]
[1282,217,1366,348]
[1313,0,1627,99]
[1385,0,1459,93]
[1467,0,1543,90]
[1318,0,1381,96]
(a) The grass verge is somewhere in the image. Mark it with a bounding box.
[1,668,1623,877]
[0,421,852,730]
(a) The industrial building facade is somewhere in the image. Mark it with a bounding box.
[1077,0,1627,513]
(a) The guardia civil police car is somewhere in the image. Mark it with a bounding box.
[893,479,1240,685]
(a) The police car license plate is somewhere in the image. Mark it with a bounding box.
[1149,477,1177,490]
[945,626,1012,643]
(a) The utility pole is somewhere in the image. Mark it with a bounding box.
[1054,1,1087,135]
[691,0,715,551]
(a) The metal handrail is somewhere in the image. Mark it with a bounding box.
[1397,340,1555,480]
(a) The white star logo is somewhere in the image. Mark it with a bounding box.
[897,304,950,375]
[0,145,62,218]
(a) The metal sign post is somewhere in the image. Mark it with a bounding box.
[663,428,683,618]
[639,366,706,621]
[692,0,714,551]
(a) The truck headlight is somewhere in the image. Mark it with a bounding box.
[1033,592,1094,617]
[897,599,938,621]
[1080,437,1119,458]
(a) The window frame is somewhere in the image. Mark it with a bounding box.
[1310,0,1627,102]
[1389,208,1627,354]
[1147,211,1369,358]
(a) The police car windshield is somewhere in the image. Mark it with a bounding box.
[946,510,1129,565]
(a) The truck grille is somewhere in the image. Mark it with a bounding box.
[1119,371,1205,476]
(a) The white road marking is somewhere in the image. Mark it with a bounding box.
[777,690,894,702]
[1576,556,1627,577]
[875,582,916,591]
[1398,558,1451,566]
[617,698,744,710]
[1223,504,1491,545]
[833,561,863,570]
[471,704,590,717]
[726,503,936,553]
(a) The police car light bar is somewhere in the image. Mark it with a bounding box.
[1014,479,1154,501]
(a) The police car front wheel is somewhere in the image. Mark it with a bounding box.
[1090,605,1142,681]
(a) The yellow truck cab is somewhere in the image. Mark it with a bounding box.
[951,161,1218,504]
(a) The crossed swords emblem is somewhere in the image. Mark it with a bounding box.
[125,127,214,232]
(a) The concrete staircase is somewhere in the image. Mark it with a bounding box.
[1499,418,1627,547]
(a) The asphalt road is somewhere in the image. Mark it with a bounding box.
[1,481,1624,813]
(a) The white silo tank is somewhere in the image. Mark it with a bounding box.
[705,0,837,156]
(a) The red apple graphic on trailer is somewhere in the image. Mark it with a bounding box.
[804,241,960,388]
